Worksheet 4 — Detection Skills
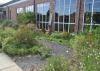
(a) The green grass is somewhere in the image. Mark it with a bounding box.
[42,56,68,71]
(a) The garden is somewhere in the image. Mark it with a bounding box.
[0,12,100,71]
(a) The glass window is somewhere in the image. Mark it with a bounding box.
[93,1,100,24]
[59,24,63,31]
[25,5,34,12]
[55,0,59,22]
[17,8,24,14]
[84,0,100,24]
[59,0,64,23]
[55,23,58,31]
[64,6,69,23]
[36,2,50,30]
[84,0,100,31]
[84,0,92,24]
[55,0,76,32]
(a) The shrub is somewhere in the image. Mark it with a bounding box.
[3,38,52,57]
[50,32,70,39]
[15,25,37,48]
[0,27,16,39]
[17,12,36,25]
[50,32,62,39]
[38,47,52,59]
[69,34,89,50]
[42,28,46,34]
[1,19,14,27]
[94,26,100,35]
[60,32,69,39]
[42,56,68,71]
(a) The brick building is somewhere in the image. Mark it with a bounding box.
[0,0,100,32]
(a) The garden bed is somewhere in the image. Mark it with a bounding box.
[11,39,73,71]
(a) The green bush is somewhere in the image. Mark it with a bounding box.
[0,27,16,39]
[2,19,15,27]
[42,56,68,71]
[3,45,41,56]
[38,47,52,59]
[3,40,52,57]
[17,12,36,24]
[15,25,37,48]
[2,34,52,57]
[0,28,16,48]
[50,32,62,39]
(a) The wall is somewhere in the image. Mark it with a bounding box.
[5,0,34,21]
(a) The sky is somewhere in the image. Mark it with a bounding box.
[0,0,12,4]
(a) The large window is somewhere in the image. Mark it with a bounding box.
[93,0,100,25]
[55,0,76,32]
[37,2,50,30]
[17,8,24,14]
[25,5,34,12]
[84,0,100,31]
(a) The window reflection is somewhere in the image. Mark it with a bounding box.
[17,8,24,14]
[93,1,100,24]
[37,2,50,30]
[84,0,92,24]
[84,0,100,30]
[25,5,34,12]
[55,0,76,32]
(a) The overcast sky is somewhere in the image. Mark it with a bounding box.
[0,0,12,4]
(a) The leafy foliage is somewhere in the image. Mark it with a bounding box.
[42,56,68,71]
[17,12,36,24]
[69,27,100,71]
[15,25,37,48]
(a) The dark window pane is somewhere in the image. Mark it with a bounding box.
[59,24,63,31]
[55,0,59,22]
[93,2,100,24]
[40,23,42,29]
[70,6,76,23]
[65,7,69,23]
[84,0,92,24]
[64,24,68,32]
[46,23,48,30]
[37,22,40,29]
[84,12,91,24]
[37,14,39,21]
[55,23,58,31]
[69,24,75,32]
[43,23,45,29]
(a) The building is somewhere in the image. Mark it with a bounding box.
[0,0,100,32]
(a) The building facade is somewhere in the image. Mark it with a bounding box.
[0,0,100,32]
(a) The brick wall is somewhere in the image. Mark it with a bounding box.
[5,0,35,21]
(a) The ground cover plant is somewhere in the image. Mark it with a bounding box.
[69,27,100,71]
[0,24,52,59]
[36,31,74,46]
[42,56,68,71]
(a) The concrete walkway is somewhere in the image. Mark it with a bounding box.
[0,53,23,71]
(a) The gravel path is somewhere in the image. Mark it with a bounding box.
[38,40,73,58]
[12,40,73,71]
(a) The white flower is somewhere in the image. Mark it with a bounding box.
[66,50,69,53]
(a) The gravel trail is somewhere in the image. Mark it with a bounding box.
[12,40,73,71]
